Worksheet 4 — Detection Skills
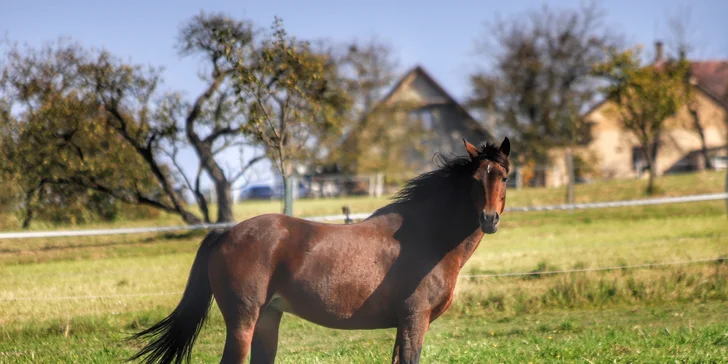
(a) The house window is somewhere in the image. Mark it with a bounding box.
[421,110,434,130]
[579,121,596,144]
[632,147,646,173]
[409,109,434,130]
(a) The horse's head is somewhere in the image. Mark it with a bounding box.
[462,137,511,234]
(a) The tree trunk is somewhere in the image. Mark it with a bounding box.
[21,202,33,229]
[196,195,211,224]
[20,188,37,229]
[639,137,660,196]
[184,71,238,224]
[141,150,201,225]
[215,180,235,223]
[724,166,728,219]
[185,127,235,224]
[193,175,211,224]
[282,174,294,216]
[565,148,576,204]
[646,162,657,195]
[689,107,713,170]
[645,139,660,195]
[21,212,32,229]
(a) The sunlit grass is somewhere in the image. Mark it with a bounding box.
[0,170,726,362]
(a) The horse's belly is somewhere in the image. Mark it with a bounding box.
[276,266,398,329]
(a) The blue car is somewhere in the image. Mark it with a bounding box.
[239,185,277,200]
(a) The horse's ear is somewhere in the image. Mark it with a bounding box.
[462,138,479,160]
[499,137,510,157]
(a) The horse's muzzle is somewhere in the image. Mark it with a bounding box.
[479,211,500,234]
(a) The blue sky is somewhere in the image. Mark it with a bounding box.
[2,0,727,192]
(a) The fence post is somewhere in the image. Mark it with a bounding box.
[283,175,295,216]
[369,175,375,197]
[376,172,384,197]
[342,206,353,224]
[565,148,576,204]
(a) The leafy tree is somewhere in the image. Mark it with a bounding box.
[592,46,691,194]
[0,12,271,227]
[468,2,621,201]
[221,17,350,215]
[0,40,167,227]
[79,48,204,224]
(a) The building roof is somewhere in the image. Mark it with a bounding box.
[380,65,485,127]
[584,57,728,119]
[348,65,491,142]
[690,61,728,104]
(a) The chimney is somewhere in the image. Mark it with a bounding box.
[654,41,664,63]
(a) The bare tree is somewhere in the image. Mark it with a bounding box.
[333,36,400,173]
[170,12,267,223]
[468,1,622,201]
[665,6,713,170]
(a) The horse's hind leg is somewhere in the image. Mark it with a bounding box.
[215,291,261,364]
[209,254,270,363]
[250,307,283,364]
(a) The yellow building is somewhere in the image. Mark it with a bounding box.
[545,43,727,187]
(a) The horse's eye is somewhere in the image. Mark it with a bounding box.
[502,177,508,183]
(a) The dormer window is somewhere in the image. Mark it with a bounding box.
[408,108,434,130]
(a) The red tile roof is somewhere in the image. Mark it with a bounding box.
[690,61,728,102]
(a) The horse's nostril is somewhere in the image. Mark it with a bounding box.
[481,212,500,225]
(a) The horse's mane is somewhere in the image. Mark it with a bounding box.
[390,142,510,205]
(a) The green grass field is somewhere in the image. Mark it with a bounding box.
[1,171,727,363]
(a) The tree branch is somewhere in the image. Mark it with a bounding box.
[230,154,265,183]
[193,167,211,223]
[203,126,238,145]
[186,70,231,132]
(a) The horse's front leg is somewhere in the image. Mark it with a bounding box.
[392,314,430,364]
[391,334,401,364]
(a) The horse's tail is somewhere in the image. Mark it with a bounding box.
[127,228,227,364]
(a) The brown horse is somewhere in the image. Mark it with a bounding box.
[128,137,511,364]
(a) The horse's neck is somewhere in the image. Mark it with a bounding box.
[398,185,484,266]
[453,228,485,269]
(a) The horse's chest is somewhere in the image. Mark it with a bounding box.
[416,264,460,319]
[429,291,455,321]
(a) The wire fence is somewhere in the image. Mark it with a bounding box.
[1,192,725,302]
[2,257,724,302]
[5,230,726,280]
[1,192,726,240]
[458,257,725,278]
